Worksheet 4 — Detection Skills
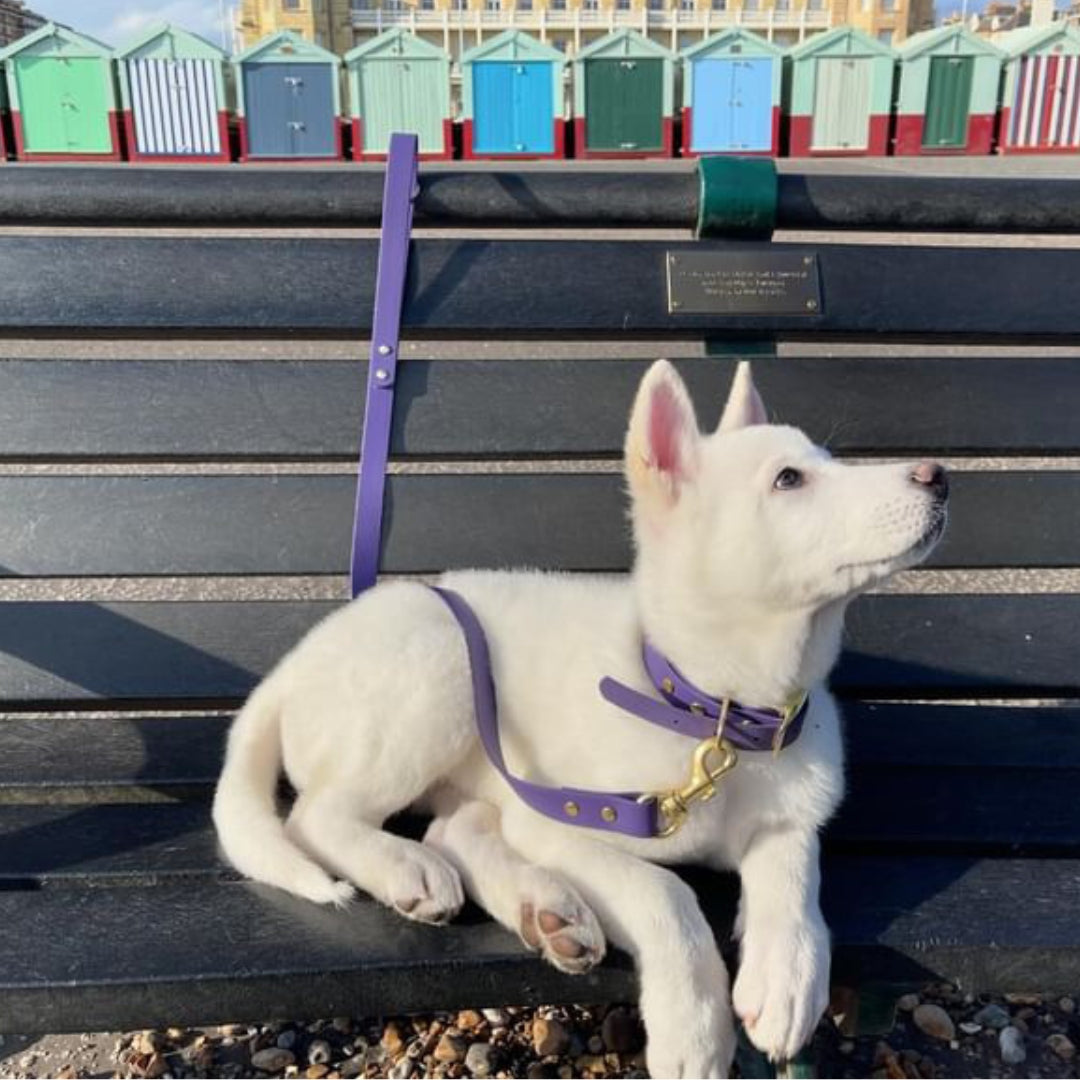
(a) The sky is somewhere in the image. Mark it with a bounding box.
[23,0,1077,45]
[30,1,235,49]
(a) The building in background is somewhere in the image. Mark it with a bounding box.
[238,0,918,66]
[236,0,354,53]
[0,0,44,47]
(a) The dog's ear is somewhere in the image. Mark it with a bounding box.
[625,359,700,514]
[717,361,768,433]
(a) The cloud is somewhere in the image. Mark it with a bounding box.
[33,1,233,48]
[105,1,229,46]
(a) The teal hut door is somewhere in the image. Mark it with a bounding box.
[473,61,553,154]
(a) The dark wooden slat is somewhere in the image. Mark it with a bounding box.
[5,168,1080,234]
[0,595,1074,705]
[3,237,1080,337]
[0,716,226,792]
[6,357,1080,461]
[0,168,698,228]
[5,705,1079,793]
[0,470,1074,576]
[0,601,329,705]
[3,768,1076,885]
[3,706,1078,867]
[821,855,1080,994]
[780,174,1080,234]
[0,880,636,1034]
[0,360,368,462]
[838,595,1080,697]
[1,856,1077,1033]
[0,804,225,885]
[830,768,1080,855]
[840,702,1080,767]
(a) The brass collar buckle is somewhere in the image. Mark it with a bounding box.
[772,691,809,757]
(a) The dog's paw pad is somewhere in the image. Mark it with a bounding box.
[518,872,605,975]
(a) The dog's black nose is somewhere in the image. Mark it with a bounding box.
[910,461,948,499]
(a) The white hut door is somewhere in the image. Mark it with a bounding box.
[131,59,221,156]
[811,57,871,151]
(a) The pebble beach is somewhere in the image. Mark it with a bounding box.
[2,985,1078,1079]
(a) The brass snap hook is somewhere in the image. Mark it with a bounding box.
[652,736,739,838]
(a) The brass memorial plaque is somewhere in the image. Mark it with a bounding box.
[667,251,822,316]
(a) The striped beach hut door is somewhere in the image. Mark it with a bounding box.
[129,59,221,156]
[811,56,871,150]
[1010,53,1080,149]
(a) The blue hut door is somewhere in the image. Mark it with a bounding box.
[244,62,289,156]
[284,63,336,157]
[245,62,336,158]
[473,61,553,154]
[692,57,772,152]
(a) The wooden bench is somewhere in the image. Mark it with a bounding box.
[2,161,1080,1050]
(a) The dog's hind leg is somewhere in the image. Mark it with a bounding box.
[285,784,464,925]
[424,800,605,974]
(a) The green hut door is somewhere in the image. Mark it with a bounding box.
[811,57,871,150]
[360,58,444,154]
[923,55,973,149]
[17,57,112,153]
[585,58,663,151]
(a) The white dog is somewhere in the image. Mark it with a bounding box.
[214,360,948,1078]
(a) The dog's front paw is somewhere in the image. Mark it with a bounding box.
[640,952,736,1078]
[733,913,830,1062]
[388,846,464,925]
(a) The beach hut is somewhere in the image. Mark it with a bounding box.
[998,23,1080,154]
[0,22,121,161]
[461,30,565,159]
[345,29,451,161]
[680,29,783,156]
[0,66,9,160]
[572,30,674,158]
[114,23,230,163]
[233,30,343,161]
[787,26,895,156]
[894,26,1002,155]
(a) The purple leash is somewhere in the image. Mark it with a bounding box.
[350,135,808,840]
[429,586,660,837]
[350,132,419,597]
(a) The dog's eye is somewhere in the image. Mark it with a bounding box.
[773,467,804,491]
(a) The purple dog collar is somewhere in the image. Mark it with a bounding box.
[349,136,808,839]
[600,645,808,755]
